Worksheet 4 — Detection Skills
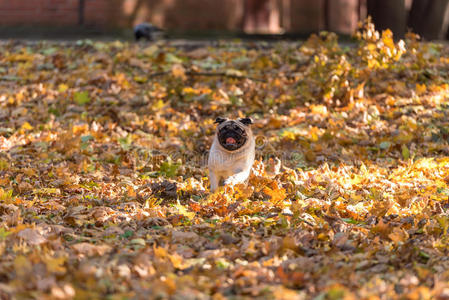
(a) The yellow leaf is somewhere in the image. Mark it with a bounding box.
[6,53,35,63]
[317,233,328,241]
[402,116,418,131]
[385,96,396,106]
[72,124,89,135]
[143,45,159,57]
[154,246,168,258]
[168,252,189,270]
[225,69,243,77]
[0,159,8,171]
[174,204,195,219]
[33,188,61,195]
[10,224,28,233]
[127,185,136,197]
[171,64,186,80]
[402,144,410,160]
[281,130,296,140]
[23,168,37,177]
[43,255,67,274]
[21,122,33,131]
[134,76,147,83]
[348,175,362,186]
[0,188,14,203]
[416,83,426,95]
[152,99,165,110]
[394,131,413,144]
[309,127,320,142]
[310,104,328,117]
[263,184,286,205]
[58,83,69,93]
[388,227,409,243]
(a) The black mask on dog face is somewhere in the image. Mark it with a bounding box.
[217,120,249,151]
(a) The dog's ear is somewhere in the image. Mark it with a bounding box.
[214,117,227,124]
[239,117,253,126]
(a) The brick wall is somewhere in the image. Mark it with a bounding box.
[0,0,79,25]
[115,0,245,31]
[84,0,122,28]
[0,0,361,34]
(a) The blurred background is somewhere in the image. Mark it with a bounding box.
[0,0,448,40]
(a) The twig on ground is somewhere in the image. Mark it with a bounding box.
[148,70,266,82]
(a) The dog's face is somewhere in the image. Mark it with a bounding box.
[215,117,253,151]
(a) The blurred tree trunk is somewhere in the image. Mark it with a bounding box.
[408,0,449,40]
[327,0,359,34]
[367,0,406,38]
[78,0,85,25]
[280,0,291,32]
[243,0,281,33]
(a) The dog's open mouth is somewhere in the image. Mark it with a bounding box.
[226,137,236,145]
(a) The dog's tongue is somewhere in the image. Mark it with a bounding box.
[226,137,236,144]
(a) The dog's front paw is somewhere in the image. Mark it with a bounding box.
[223,178,235,186]
[224,171,249,187]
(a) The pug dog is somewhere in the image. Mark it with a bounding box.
[208,117,255,192]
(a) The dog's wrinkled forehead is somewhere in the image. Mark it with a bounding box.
[214,117,253,130]
[218,120,242,131]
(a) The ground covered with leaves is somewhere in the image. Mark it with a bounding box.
[1,22,449,299]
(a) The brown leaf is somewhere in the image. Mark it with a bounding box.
[17,228,47,245]
[72,243,112,256]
